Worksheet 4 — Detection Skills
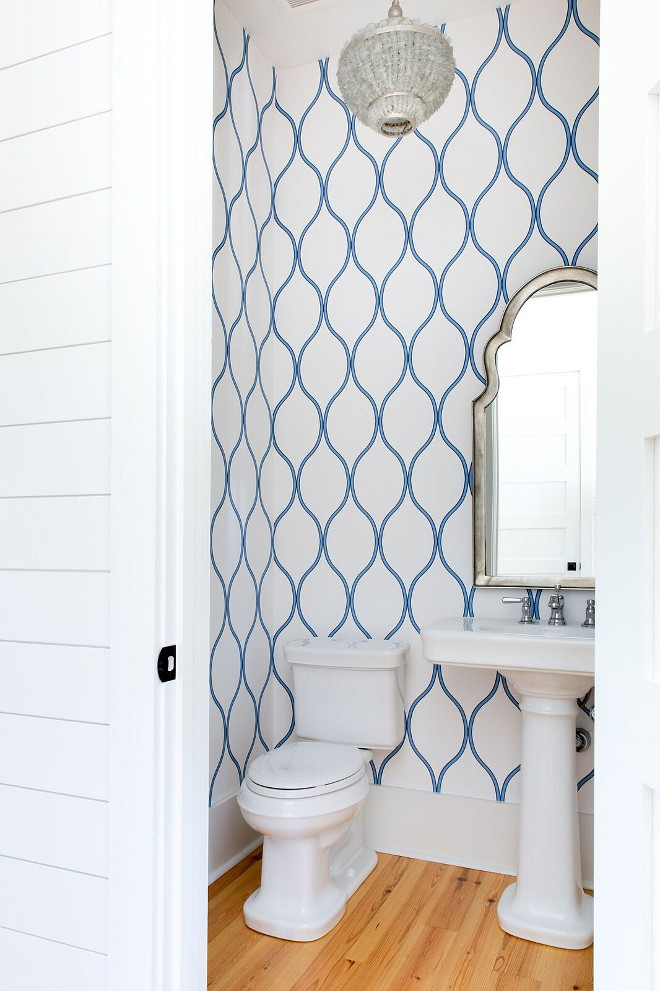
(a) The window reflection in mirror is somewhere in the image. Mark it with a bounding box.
[483,282,597,582]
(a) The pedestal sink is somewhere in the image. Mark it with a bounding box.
[420,617,595,950]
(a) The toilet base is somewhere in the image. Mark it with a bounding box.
[243,877,347,942]
[332,844,378,900]
[244,841,378,942]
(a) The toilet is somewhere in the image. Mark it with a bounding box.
[237,636,408,941]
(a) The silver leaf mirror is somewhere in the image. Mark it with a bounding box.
[473,266,597,589]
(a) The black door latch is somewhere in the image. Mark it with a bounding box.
[157,645,177,683]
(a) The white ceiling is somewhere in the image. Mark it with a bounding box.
[224,0,525,69]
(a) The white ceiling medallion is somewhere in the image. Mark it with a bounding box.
[337,1,456,137]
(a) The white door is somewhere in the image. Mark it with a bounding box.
[596,0,660,987]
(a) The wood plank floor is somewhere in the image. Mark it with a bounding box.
[208,849,593,991]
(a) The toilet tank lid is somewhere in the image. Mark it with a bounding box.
[285,637,408,669]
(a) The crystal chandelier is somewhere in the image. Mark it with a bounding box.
[337,2,456,138]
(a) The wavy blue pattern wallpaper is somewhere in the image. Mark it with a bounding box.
[210,0,598,823]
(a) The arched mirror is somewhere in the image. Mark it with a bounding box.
[473,266,597,588]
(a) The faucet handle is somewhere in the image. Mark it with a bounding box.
[547,584,566,625]
[502,594,535,624]
[548,584,564,605]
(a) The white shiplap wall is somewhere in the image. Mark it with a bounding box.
[0,1,112,986]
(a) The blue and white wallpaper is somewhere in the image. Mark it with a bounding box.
[210,0,598,814]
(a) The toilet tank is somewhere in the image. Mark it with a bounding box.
[285,637,408,750]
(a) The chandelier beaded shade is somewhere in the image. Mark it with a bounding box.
[337,1,456,138]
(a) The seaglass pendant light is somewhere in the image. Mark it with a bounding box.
[337,1,456,138]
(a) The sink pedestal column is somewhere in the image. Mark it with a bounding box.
[497,690,593,949]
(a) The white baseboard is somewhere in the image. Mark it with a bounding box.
[208,791,261,885]
[207,783,594,890]
[363,784,594,889]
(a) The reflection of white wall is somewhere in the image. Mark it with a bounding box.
[497,291,597,576]
[211,0,599,876]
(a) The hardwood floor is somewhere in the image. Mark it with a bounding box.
[208,849,593,991]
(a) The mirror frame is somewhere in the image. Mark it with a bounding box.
[473,265,598,589]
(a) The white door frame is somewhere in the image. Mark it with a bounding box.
[109,0,213,988]
[595,0,660,988]
[106,0,651,988]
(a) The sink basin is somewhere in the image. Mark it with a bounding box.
[420,616,595,950]
[421,617,594,697]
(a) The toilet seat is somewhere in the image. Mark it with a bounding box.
[245,742,366,799]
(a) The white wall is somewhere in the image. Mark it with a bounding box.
[0,2,111,985]
[210,0,599,878]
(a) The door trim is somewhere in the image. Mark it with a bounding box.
[109,1,213,988]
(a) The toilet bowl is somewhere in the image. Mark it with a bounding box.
[237,636,408,941]
[237,741,376,941]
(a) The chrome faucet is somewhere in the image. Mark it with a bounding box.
[582,599,595,628]
[547,585,566,626]
[502,594,535,624]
